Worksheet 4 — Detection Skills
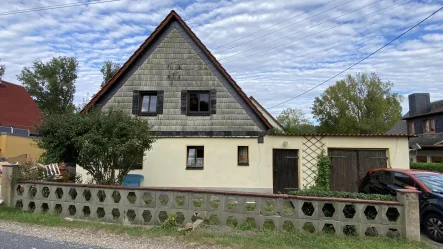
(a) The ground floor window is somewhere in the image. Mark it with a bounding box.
[238,146,249,166]
[431,156,443,163]
[187,146,204,169]
[416,156,428,163]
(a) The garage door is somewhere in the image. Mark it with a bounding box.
[328,149,388,192]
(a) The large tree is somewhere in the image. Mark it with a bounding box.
[100,60,120,87]
[312,72,403,134]
[17,56,78,116]
[277,108,316,134]
[35,109,156,185]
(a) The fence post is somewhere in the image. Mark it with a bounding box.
[396,189,421,242]
[1,164,19,206]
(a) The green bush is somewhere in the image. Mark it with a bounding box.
[288,189,396,201]
[311,151,331,191]
[410,162,443,173]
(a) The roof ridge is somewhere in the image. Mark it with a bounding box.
[81,10,273,129]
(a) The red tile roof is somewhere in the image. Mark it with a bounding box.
[0,80,43,132]
[81,10,273,130]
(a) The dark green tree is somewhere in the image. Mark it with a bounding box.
[100,60,120,87]
[17,56,78,115]
[0,59,5,79]
[35,109,156,185]
[312,72,403,134]
[277,108,316,134]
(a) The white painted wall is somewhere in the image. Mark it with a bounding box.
[76,135,410,193]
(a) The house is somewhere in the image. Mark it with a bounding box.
[0,80,43,162]
[388,93,443,163]
[82,10,410,193]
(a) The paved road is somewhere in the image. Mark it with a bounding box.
[0,230,105,249]
[0,221,220,249]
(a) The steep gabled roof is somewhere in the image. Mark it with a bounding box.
[249,96,283,130]
[82,10,272,129]
[0,80,43,132]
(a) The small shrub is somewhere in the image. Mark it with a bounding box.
[289,189,396,201]
[312,151,331,191]
[161,215,177,230]
[410,162,443,173]
[16,161,44,181]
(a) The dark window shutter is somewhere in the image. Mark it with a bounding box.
[156,90,164,114]
[132,90,140,115]
[210,89,216,114]
[181,91,187,115]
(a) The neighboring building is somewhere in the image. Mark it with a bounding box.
[388,93,443,163]
[0,80,43,162]
[82,10,410,193]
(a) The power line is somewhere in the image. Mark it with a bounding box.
[170,0,389,66]
[169,0,350,67]
[213,0,342,50]
[267,5,443,110]
[0,0,121,16]
[219,0,393,63]
[222,0,407,64]
[218,0,356,53]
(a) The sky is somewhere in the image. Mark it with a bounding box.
[1,0,443,121]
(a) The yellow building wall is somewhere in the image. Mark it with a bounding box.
[75,135,410,193]
[0,134,43,162]
[266,135,410,188]
[137,137,271,192]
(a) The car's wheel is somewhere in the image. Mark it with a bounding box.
[425,213,443,243]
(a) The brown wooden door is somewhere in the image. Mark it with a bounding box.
[329,149,387,192]
[329,149,359,192]
[273,149,299,194]
[357,150,388,179]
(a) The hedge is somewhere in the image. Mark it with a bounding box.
[410,162,443,173]
[288,189,396,201]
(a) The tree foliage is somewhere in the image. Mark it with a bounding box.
[35,109,156,185]
[100,60,120,87]
[0,58,5,79]
[312,72,403,134]
[277,108,316,134]
[17,56,78,116]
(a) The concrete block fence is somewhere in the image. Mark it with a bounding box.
[1,165,420,241]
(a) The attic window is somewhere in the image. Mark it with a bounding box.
[187,91,210,115]
[423,118,435,133]
[139,92,157,116]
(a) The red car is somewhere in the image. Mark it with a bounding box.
[359,168,443,243]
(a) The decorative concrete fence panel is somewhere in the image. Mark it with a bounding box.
[1,165,420,242]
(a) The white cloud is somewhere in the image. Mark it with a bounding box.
[0,0,442,122]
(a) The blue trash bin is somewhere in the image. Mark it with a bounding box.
[122,174,144,187]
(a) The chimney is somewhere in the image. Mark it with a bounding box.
[408,93,430,117]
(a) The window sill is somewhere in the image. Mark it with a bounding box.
[186,113,211,116]
[237,163,249,166]
[186,167,204,170]
[138,112,157,116]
